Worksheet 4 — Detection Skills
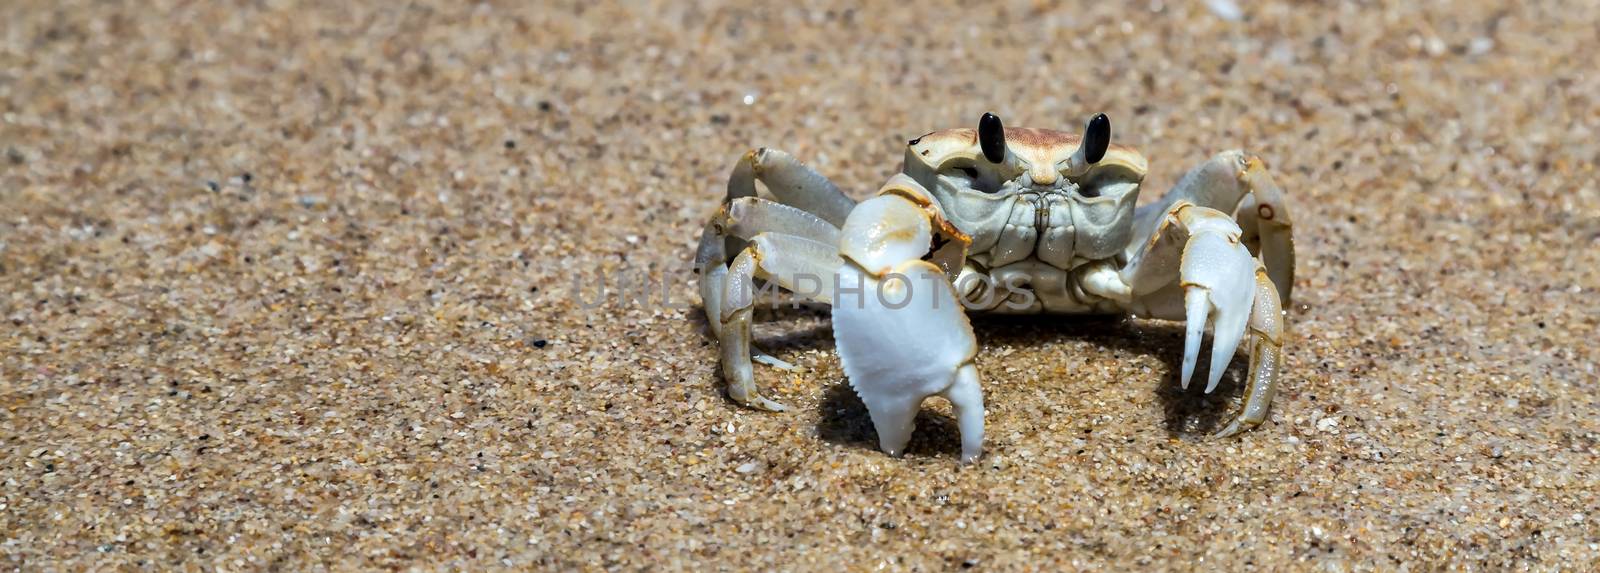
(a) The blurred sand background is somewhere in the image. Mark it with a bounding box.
[2,0,1598,569]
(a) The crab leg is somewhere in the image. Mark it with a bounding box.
[1234,159,1294,305]
[698,196,842,365]
[1214,266,1286,438]
[698,230,843,411]
[721,196,841,246]
[1120,201,1287,435]
[697,225,790,370]
[726,148,857,227]
[701,149,858,370]
[1131,151,1295,305]
[832,189,983,462]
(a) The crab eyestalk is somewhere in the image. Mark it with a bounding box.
[978,112,1006,164]
[1083,113,1110,164]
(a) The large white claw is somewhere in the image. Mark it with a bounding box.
[832,260,983,462]
[1178,225,1257,393]
[1121,201,1289,436]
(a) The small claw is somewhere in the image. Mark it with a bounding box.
[1181,282,1250,394]
[1181,287,1209,390]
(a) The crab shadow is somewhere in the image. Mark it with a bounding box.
[816,315,1252,458]
[688,299,834,356]
[966,315,1251,439]
[815,379,967,459]
[693,303,1250,459]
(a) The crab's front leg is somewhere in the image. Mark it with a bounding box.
[832,176,984,462]
[1116,202,1287,437]
[1132,151,1295,305]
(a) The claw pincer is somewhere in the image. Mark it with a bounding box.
[832,191,985,463]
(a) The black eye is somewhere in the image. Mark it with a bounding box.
[978,112,1006,164]
[1083,113,1111,164]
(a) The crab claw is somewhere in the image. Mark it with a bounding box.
[831,193,984,462]
[1176,215,1258,394]
[833,261,983,462]
[1123,201,1290,437]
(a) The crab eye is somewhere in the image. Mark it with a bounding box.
[1083,113,1110,164]
[978,112,1006,164]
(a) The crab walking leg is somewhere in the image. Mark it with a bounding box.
[1131,151,1296,305]
[703,149,855,369]
[713,232,844,410]
[721,196,841,246]
[1214,267,1286,438]
[697,195,843,370]
[1121,202,1276,403]
[832,194,984,462]
[697,224,793,370]
[1234,158,1295,305]
[727,147,857,227]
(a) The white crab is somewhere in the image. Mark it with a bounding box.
[696,113,1293,462]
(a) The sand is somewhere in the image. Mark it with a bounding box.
[2,0,1597,569]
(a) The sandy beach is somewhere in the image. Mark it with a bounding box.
[2,0,1597,569]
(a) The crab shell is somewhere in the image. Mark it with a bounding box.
[902,127,1151,263]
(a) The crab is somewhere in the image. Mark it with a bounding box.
[695,113,1293,462]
